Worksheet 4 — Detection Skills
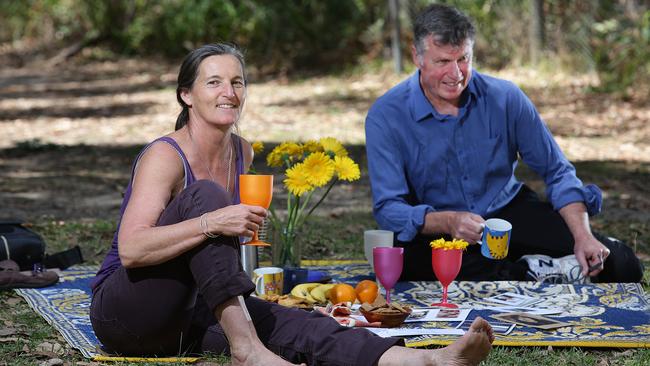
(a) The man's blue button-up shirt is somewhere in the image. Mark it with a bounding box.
[365,70,602,242]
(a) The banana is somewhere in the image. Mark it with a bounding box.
[310,284,336,303]
[290,283,320,303]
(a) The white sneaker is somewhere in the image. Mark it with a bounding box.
[520,254,590,284]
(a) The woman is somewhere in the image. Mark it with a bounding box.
[90,43,494,366]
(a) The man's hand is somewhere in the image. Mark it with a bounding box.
[559,202,609,277]
[446,212,485,243]
[423,211,485,243]
[573,235,609,277]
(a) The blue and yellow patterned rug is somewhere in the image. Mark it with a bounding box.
[14,262,650,360]
[316,260,650,348]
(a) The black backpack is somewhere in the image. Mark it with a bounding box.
[0,220,83,271]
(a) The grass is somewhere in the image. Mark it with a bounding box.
[484,347,650,365]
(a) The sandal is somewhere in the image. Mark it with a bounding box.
[0,259,59,289]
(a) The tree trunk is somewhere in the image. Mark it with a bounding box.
[388,0,402,73]
[529,0,545,64]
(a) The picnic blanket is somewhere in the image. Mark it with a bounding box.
[14,262,650,361]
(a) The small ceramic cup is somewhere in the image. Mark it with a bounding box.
[253,267,283,296]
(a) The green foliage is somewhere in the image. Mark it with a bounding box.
[591,9,650,93]
[1,0,648,87]
[440,0,528,68]
[0,0,386,71]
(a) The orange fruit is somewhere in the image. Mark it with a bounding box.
[328,283,357,304]
[355,280,379,304]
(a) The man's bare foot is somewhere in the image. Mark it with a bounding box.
[436,316,494,366]
[231,341,305,366]
[378,316,494,366]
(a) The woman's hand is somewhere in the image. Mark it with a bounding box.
[203,204,267,238]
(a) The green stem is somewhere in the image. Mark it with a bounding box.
[294,190,314,231]
[288,195,300,232]
[297,178,338,228]
[286,192,294,226]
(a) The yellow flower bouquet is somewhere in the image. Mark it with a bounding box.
[256,137,361,267]
[429,238,470,250]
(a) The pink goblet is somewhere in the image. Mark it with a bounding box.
[430,248,462,308]
[373,247,404,304]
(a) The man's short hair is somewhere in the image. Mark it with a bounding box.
[413,3,476,53]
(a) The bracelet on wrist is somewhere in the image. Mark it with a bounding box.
[200,213,220,239]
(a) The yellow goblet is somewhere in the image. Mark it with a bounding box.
[239,174,273,246]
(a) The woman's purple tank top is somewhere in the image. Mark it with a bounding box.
[91,135,244,291]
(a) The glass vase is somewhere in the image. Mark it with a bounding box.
[272,226,301,268]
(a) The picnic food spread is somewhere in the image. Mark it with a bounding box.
[287,282,361,305]
[258,279,412,328]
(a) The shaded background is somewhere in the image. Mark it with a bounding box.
[1,2,650,363]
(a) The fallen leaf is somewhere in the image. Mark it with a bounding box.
[0,337,20,342]
[35,350,61,359]
[5,297,22,306]
[38,358,63,366]
[615,350,635,357]
[596,358,610,366]
[36,341,65,355]
[0,328,17,336]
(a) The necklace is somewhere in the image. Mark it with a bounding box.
[188,129,233,193]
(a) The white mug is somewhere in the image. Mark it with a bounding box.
[364,230,394,271]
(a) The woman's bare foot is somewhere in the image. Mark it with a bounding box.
[230,341,306,366]
[378,316,494,366]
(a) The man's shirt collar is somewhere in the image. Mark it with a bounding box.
[409,70,478,123]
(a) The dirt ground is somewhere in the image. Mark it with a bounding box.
[0,56,649,251]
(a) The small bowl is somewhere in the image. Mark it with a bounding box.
[360,307,412,328]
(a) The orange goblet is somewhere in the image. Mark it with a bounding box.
[239,174,273,246]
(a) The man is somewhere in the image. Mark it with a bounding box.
[365,4,642,283]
